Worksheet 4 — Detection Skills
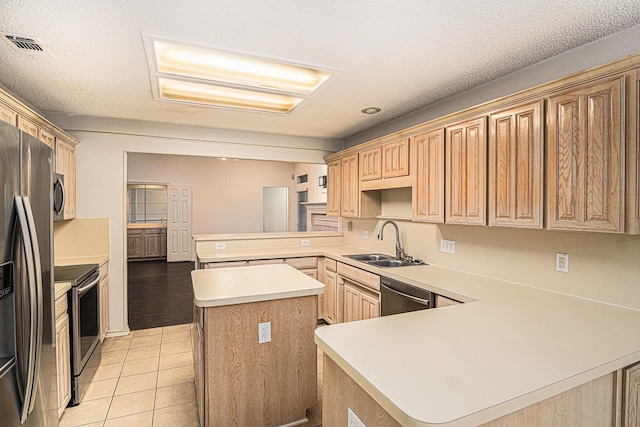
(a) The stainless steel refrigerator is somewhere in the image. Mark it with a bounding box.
[0,119,58,426]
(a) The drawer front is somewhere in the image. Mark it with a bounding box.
[337,262,380,291]
[285,257,318,270]
[55,295,68,320]
[325,258,337,272]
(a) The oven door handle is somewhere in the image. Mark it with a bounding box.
[76,272,101,294]
[381,283,430,306]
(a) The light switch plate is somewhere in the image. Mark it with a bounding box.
[440,239,455,254]
[363,229,368,239]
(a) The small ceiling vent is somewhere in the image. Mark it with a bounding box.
[1,33,49,54]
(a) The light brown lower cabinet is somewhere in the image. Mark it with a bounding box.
[99,262,109,341]
[194,296,317,426]
[324,355,634,427]
[127,228,167,259]
[324,269,338,324]
[343,282,380,322]
[55,294,71,418]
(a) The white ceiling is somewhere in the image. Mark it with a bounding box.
[0,0,639,140]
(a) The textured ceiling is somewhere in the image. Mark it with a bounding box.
[0,0,639,140]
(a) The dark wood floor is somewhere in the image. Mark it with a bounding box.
[127,260,194,330]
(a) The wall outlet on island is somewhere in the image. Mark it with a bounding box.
[215,242,226,250]
[348,408,366,427]
[258,322,271,344]
[301,239,310,246]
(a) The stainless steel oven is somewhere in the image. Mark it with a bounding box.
[55,264,102,406]
[380,277,433,316]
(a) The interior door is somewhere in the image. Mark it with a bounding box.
[167,185,192,262]
[263,187,289,232]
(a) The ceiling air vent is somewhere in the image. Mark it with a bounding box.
[1,33,49,54]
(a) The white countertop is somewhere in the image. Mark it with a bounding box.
[196,245,640,425]
[192,264,325,308]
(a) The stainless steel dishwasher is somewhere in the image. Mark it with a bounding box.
[380,276,433,316]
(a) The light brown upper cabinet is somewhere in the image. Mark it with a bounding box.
[326,159,342,217]
[38,127,55,150]
[446,117,487,225]
[359,138,411,191]
[56,136,77,219]
[0,103,17,125]
[382,138,410,178]
[18,115,39,138]
[412,128,445,223]
[341,154,359,217]
[547,76,624,233]
[488,101,544,228]
[360,147,382,181]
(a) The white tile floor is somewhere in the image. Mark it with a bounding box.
[59,324,199,427]
[60,322,324,427]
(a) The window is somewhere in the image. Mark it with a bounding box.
[127,184,168,223]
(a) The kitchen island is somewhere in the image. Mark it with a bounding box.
[191,264,324,427]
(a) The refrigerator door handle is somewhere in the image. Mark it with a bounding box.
[22,196,43,414]
[13,196,38,424]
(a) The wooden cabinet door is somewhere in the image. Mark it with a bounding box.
[341,154,359,218]
[343,284,361,323]
[413,128,445,223]
[18,115,38,138]
[145,233,163,257]
[55,312,71,418]
[382,138,410,178]
[56,138,76,219]
[127,230,144,258]
[360,147,382,181]
[326,159,341,216]
[38,128,55,149]
[325,272,337,324]
[99,262,109,341]
[0,103,17,125]
[360,291,379,320]
[624,362,640,427]
[446,117,487,225]
[547,77,624,232]
[489,101,543,228]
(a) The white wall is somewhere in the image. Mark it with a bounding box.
[51,117,340,334]
[128,153,297,234]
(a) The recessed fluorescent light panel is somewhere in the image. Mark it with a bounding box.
[143,35,337,114]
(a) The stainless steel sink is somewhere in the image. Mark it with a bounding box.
[344,253,394,261]
[367,259,420,268]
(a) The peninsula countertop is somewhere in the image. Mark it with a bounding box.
[191,263,325,308]
[196,244,640,426]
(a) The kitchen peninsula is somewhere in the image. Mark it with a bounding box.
[194,232,640,426]
[191,263,324,427]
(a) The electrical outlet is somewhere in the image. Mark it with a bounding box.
[556,253,569,273]
[258,322,271,344]
[363,229,368,239]
[301,239,310,246]
[215,242,226,250]
[440,239,455,254]
[348,408,366,427]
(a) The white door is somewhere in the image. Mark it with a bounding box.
[167,185,192,262]
[263,187,289,232]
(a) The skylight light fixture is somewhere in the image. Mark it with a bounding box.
[143,35,338,114]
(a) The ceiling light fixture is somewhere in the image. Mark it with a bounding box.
[361,107,381,114]
[143,35,339,114]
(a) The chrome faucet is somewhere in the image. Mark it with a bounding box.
[377,220,404,260]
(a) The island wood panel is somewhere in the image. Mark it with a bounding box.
[326,159,341,216]
[412,128,445,223]
[489,101,543,228]
[382,138,410,178]
[323,355,403,427]
[360,146,382,181]
[203,296,317,426]
[446,116,487,225]
[341,153,359,217]
[547,76,624,233]
[623,362,640,426]
[480,372,616,427]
